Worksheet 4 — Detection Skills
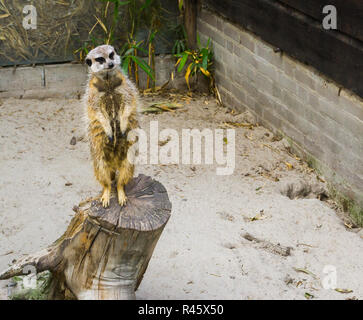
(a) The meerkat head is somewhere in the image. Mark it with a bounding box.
[85,45,121,76]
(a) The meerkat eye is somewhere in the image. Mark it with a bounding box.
[109,52,115,60]
[85,59,92,67]
[95,57,106,64]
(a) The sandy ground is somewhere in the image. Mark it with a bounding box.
[0,92,362,300]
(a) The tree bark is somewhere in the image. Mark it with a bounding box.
[0,174,171,300]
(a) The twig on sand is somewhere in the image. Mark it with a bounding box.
[0,251,13,257]
[297,243,318,248]
[242,233,292,257]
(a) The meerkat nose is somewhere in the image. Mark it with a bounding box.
[108,62,114,69]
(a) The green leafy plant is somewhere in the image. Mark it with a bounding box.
[75,0,158,84]
[175,34,213,90]
[127,0,162,89]
[99,0,130,45]
[74,0,128,60]
[74,37,100,61]
[172,38,186,55]
[119,41,154,80]
[146,30,158,89]
[171,0,187,56]
[171,23,187,55]
[9,271,52,300]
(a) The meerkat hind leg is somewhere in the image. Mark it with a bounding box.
[117,159,134,206]
[95,162,113,208]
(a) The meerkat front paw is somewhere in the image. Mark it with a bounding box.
[118,190,127,207]
[101,188,111,208]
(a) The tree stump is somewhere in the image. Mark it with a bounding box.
[0,174,171,300]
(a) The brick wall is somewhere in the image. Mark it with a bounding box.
[0,64,88,99]
[198,7,363,224]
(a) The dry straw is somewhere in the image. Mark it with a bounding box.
[0,0,107,65]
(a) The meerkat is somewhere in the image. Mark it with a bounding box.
[84,44,139,208]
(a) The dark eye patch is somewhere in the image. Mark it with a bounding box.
[109,52,115,60]
[95,57,106,64]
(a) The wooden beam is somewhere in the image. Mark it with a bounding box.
[184,0,198,49]
[279,0,363,42]
[205,0,363,98]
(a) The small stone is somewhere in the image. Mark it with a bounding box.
[70,136,77,145]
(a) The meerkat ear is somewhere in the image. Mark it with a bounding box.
[86,59,92,67]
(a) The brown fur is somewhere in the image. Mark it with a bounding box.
[86,69,139,207]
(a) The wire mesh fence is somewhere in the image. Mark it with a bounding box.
[0,0,178,67]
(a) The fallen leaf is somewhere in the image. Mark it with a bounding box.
[344,222,353,229]
[335,288,353,294]
[141,102,183,114]
[159,137,171,147]
[223,121,253,129]
[296,280,303,287]
[250,210,266,221]
[55,107,64,114]
[293,267,318,279]
[304,292,314,300]
[285,162,293,170]
[244,133,254,140]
